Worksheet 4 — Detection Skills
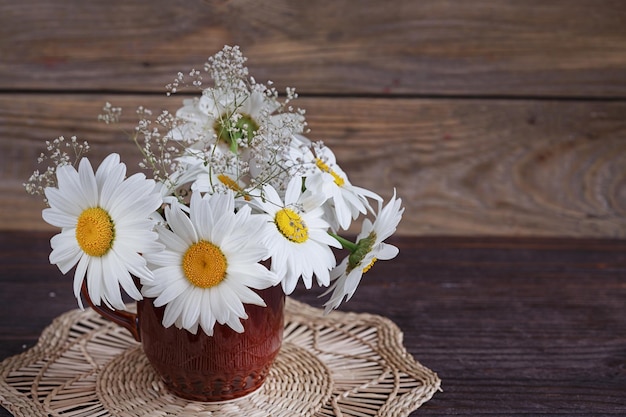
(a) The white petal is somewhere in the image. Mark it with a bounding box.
[143,249,181,267]
[44,187,83,218]
[162,293,187,328]
[86,257,103,306]
[42,208,77,228]
[95,153,122,188]
[165,204,197,245]
[73,254,90,308]
[55,165,89,210]
[209,288,229,323]
[49,231,82,272]
[100,254,126,310]
[156,226,189,254]
[190,191,213,238]
[182,290,203,330]
[153,277,188,307]
[284,176,303,205]
[225,281,267,307]
[199,291,217,336]
[78,157,99,207]
[374,243,400,260]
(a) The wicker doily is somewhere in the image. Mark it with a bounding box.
[98,343,332,416]
[0,298,441,417]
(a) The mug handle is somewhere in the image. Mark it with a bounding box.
[80,281,141,342]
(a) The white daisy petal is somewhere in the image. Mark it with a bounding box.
[78,157,99,207]
[190,191,212,239]
[154,277,188,307]
[54,165,88,210]
[73,254,90,308]
[219,283,248,319]
[143,249,182,267]
[182,291,203,330]
[154,227,189,254]
[99,168,126,209]
[106,173,152,218]
[226,282,267,307]
[95,153,123,189]
[100,253,127,310]
[225,315,245,333]
[42,208,78,228]
[209,288,229,324]
[166,204,198,245]
[49,231,82,272]
[163,292,188,328]
[44,187,83,219]
[199,291,217,336]
[109,251,144,301]
[375,243,400,260]
[86,257,103,306]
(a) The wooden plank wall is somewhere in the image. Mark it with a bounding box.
[1,0,625,237]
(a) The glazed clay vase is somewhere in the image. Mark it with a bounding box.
[83,283,285,402]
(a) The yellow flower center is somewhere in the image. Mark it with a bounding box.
[315,158,345,187]
[182,241,228,288]
[275,208,308,243]
[362,257,378,273]
[75,207,115,257]
[218,174,250,201]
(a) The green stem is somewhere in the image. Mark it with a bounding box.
[329,232,358,252]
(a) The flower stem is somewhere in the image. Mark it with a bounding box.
[329,233,358,252]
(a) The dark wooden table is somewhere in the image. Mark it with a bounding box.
[1,231,625,416]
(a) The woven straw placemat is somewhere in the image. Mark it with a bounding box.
[0,298,441,416]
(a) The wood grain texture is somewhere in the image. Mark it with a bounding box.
[0,0,625,96]
[2,94,625,237]
[2,233,626,415]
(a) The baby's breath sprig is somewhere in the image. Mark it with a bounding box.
[205,45,249,89]
[24,136,90,200]
[133,107,182,183]
[166,69,203,96]
[98,102,122,124]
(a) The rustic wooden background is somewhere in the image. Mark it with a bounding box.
[1,0,625,237]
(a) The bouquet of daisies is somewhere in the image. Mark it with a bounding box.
[25,46,403,336]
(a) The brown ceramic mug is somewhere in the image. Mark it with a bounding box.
[82,283,285,402]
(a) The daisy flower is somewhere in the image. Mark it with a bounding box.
[322,191,404,313]
[170,86,283,151]
[41,154,163,310]
[252,177,341,294]
[305,144,382,231]
[141,190,279,335]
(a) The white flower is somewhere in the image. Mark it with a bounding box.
[305,144,381,231]
[141,191,279,335]
[251,177,340,294]
[323,191,404,313]
[42,154,163,310]
[170,87,282,150]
